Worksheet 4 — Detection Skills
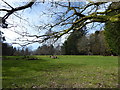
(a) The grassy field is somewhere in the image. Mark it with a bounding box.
[2,55,118,88]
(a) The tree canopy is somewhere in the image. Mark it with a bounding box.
[0,1,120,50]
[105,2,120,55]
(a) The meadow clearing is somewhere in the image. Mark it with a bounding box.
[2,55,118,88]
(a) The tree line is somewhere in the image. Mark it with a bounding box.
[61,30,116,56]
[2,43,31,56]
[1,30,118,56]
[0,31,32,56]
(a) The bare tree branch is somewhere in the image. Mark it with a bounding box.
[1,1,120,46]
[1,0,36,28]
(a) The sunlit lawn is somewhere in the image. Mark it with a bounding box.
[2,55,118,88]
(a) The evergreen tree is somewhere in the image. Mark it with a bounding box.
[105,2,120,55]
[62,28,87,55]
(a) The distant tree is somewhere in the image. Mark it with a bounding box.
[24,47,31,55]
[54,45,61,55]
[34,44,61,55]
[62,27,87,55]
[36,44,54,55]
[2,43,14,56]
[92,31,101,55]
[77,36,89,55]
[21,48,25,56]
[34,46,40,55]
[39,45,48,55]
[0,31,6,42]
[0,31,16,56]
[47,44,55,55]
[98,31,112,55]
[13,48,21,56]
[44,30,55,46]
[88,31,112,55]
[76,30,112,55]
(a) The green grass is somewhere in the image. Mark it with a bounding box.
[2,55,118,88]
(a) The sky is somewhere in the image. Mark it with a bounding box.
[0,1,69,50]
[0,0,111,50]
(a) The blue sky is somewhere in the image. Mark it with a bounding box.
[0,1,111,50]
[0,1,68,50]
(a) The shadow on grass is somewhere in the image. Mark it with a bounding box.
[2,56,48,61]
[2,55,87,73]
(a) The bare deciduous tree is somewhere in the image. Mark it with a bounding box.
[0,0,120,46]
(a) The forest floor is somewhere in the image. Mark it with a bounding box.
[2,55,118,88]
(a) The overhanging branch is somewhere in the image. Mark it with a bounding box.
[1,0,36,28]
